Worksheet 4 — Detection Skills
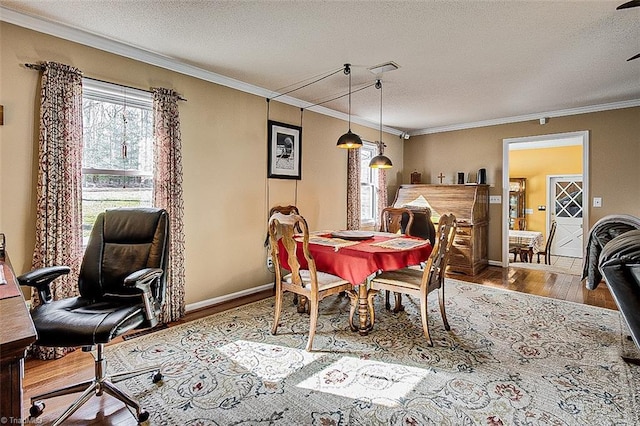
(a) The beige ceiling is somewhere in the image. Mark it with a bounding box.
[2,0,639,134]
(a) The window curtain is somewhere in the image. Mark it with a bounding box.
[346,148,361,230]
[31,62,84,360]
[152,88,186,323]
[376,169,388,229]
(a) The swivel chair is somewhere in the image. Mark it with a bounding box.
[18,207,169,425]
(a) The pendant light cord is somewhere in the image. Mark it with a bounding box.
[378,79,383,152]
[268,67,343,101]
[347,64,352,129]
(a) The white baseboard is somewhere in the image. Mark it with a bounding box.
[185,282,274,313]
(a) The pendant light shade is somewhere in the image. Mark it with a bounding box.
[369,79,393,169]
[369,153,393,169]
[337,64,363,149]
[337,130,363,149]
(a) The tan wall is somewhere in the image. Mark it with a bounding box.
[0,23,403,305]
[404,108,640,262]
[510,145,583,234]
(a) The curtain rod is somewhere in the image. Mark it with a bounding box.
[25,63,187,101]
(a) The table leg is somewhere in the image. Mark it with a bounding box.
[345,284,378,336]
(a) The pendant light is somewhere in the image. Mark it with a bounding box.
[336,64,363,149]
[369,79,393,169]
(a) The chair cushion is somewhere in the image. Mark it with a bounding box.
[30,296,145,346]
[284,270,350,291]
[371,268,423,290]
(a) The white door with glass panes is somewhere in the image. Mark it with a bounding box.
[547,175,583,258]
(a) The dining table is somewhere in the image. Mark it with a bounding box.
[277,230,432,335]
[508,229,544,262]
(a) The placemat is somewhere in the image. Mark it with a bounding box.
[370,238,430,250]
[296,236,360,249]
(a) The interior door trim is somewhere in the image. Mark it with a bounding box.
[501,131,589,267]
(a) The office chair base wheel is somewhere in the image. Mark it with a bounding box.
[29,401,45,418]
[138,409,150,423]
[152,371,163,383]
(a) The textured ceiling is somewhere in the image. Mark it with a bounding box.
[2,0,639,134]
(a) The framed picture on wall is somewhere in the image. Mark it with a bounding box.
[268,120,302,180]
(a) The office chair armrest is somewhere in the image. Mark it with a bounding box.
[17,266,71,304]
[124,268,164,325]
[124,268,163,287]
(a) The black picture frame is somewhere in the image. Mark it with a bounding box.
[267,120,302,180]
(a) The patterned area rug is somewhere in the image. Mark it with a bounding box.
[107,279,640,425]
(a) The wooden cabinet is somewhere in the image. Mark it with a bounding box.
[509,178,526,230]
[393,184,489,275]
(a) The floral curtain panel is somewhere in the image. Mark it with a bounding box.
[152,88,186,323]
[346,148,361,230]
[376,169,388,229]
[31,61,84,360]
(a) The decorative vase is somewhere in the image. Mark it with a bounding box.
[478,168,487,184]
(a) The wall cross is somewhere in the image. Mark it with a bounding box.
[437,172,445,184]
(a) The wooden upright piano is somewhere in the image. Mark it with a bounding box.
[393,184,489,275]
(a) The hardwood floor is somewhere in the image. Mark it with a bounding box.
[21,265,617,425]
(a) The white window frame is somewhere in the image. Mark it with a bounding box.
[360,141,379,227]
[81,79,154,244]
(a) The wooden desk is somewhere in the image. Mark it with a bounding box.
[393,184,489,275]
[0,255,37,423]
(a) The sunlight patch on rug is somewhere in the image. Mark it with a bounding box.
[218,340,322,382]
[297,356,430,407]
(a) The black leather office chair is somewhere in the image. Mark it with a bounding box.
[18,207,169,425]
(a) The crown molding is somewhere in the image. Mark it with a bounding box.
[4,7,634,138]
[413,99,640,135]
[1,7,404,137]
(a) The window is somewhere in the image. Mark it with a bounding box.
[81,79,153,243]
[360,142,379,225]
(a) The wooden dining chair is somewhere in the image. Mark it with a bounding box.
[268,212,353,351]
[537,221,557,264]
[266,205,301,245]
[379,207,416,310]
[380,207,415,235]
[369,214,457,346]
[266,205,303,306]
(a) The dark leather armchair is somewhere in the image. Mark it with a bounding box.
[598,229,640,362]
[18,207,169,425]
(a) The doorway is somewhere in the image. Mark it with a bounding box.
[501,131,589,267]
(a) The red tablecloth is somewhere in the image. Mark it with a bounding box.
[278,234,432,285]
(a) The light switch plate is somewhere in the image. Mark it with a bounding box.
[593,197,602,207]
[489,195,501,204]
